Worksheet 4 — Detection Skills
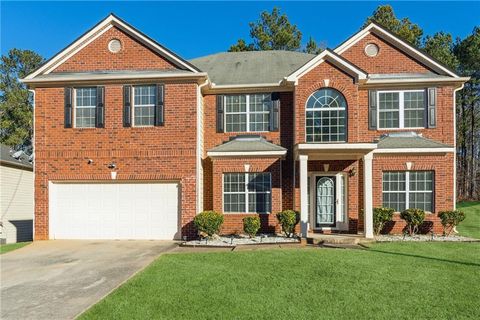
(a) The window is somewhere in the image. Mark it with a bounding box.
[75,87,97,128]
[306,88,347,143]
[133,85,156,126]
[378,90,425,129]
[382,171,434,212]
[224,94,271,132]
[223,173,271,213]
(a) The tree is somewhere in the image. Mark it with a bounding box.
[229,7,324,52]
[423,32,459,70]
[0,49,44,147]
[363,5,423,47]
[304,37,325,54]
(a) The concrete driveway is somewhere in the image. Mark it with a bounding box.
[1,240,177,320]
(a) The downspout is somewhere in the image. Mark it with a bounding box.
[195,79,210,217]
[453,83,465,211]
[29,89,36,240]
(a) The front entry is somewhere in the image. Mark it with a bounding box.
[315,176,336,227]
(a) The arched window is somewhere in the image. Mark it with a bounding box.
[306,88,347,142]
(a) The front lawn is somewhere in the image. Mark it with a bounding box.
[80,242,480,320]
[0,241,31,254]
[457,201,480,239]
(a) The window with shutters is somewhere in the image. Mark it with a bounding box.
[74,87,97,128]
[382,171,434,212]
[305,88,347,142]
[378,90,425,129]
[133,85,156,126]
[224,94,271,132]
[223,172,271,213]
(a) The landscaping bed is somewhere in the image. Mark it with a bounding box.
[376,234,478,242]
[182,234,300,247]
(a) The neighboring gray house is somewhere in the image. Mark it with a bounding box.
[0,145,33,244]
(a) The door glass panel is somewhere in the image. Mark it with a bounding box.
[316,177,335,225]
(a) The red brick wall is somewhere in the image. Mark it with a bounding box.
[372,153,455,234]
[53,26,179,73]
[340,33,434,74]
[210,158,283,235]
[34,81,198,240]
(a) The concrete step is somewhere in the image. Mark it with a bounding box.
[321,243,366,250]
[307,234,374,246]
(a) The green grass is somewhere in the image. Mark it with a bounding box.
[457,201,480,239]
[80,243,480,320]
[0,241,31,254]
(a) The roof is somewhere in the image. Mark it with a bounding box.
[189,51,315,86]
[207,135,287,157]
[0,145,33,170]
[377,132,452,149]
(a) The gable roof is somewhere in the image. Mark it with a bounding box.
[334,22,460,78]
[24,13,200,80]
[189,51,314,87]
[285,48,368,83]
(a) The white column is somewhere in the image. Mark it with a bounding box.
[299,154,309,238]
[363,152,374,238]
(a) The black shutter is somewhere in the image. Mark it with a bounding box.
[270,92,280,131]
[64,87,73,128]
[368,90,377,130]
[216,95,224,133]
[427,88,436,128]
[155,84,165,126]
[95,86,105,128]
[123,85,131,127]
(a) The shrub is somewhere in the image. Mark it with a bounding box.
[438,210,466,236]
[400,208,425,236]
[276,210,300,238]
[373,207,395,235]
[193,211,224,237]
[243,216,261,238]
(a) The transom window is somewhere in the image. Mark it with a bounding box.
[133,85,156,126]
[306,88,347,143]
[223,173,272,213]
[75,87,97,128]
[382,171,434,212]
[225,94,271,132]
[378,90,425,129]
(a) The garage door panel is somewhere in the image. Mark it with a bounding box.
[50,182,180,240]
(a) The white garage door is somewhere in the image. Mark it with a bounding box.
[49,182,180,240]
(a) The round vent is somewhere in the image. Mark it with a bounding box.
[108,39,122,53]
[364,43,379,57]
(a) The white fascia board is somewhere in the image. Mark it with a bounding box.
[365,77,470,85]
[207,150,287,157]
[211,82,282,89]
[335,23,459,78]
[374,147,455,154]
[25,14,198,80]
[286,51,367,83]
[22,72,208,83]
[297,143,377,150]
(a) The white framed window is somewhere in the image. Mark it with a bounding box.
[133,85,156,127]
[223,172,272,213]
[382,171,434,212]
[74,87,97,128]
[224,94,271,132]
[378,90,425,129]
[305,88,347,143]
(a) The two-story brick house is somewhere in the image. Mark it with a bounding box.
[23,14,468,240]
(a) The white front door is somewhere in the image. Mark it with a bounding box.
[49,182,180,240]
[309,173,348,230]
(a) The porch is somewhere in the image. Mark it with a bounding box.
[295,143,377,239]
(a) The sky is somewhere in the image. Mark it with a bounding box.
[1,1,479,61]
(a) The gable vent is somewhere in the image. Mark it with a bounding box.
[108,39,122,53]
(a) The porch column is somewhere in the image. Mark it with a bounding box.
[299,154,309,238]
[363,152,374,238]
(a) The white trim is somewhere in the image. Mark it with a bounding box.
[131,85,155,127]
[207,150,286,157]
[377,89,425,130]
[211,83,281,89]
[24,14,199,80]
[363,152,374,238]
[366,77,470,85]
[196,80,209,215]
[29,89,36,240]
[297,143,377,151]
[73,87,97,129]
[299,154,309,237]
[286,50,368,83]
[223,93,271,133]
[22,72,208,84]
[374,147,454,154]
[334,24,459,78]
[453,84,464,209]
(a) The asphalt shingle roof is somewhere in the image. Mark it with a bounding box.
[209,135,286,153]
[377,132,451,149]
[0,145,33,169]
[189,51,315,85]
